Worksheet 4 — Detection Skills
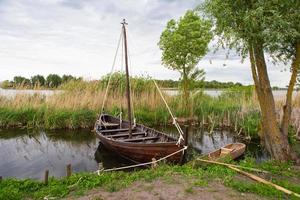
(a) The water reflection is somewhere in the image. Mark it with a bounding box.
[0,127,268,179]
[157,126,236,158]
[0,129,99,179]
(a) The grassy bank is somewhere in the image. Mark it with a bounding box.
[1,158,299,200]
[0,78,262,137]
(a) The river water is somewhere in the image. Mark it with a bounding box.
[0,127,268,180]
[0,88,294,99]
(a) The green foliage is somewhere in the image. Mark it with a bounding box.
[46,74,62,88]
[0,80,13,89]
[0,164,235,200]
[201,0,300,62]
[1,160,299,199]
[62,75,78,83]
[159,10,212,72]
[1,74,82,89]
[44,109,97,129]
[13,76,31,87]
[220,86,254,101]
[144,79,246,89]
[239,111,261,137]
[100,72,156,96]
[31,75,46,87]
[225,179,284,198]
[159,10,212,114]
[238,157,296,177]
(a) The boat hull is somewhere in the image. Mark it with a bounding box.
[208,143,246,160]
[95,114,184,163]
[97,134,183,163]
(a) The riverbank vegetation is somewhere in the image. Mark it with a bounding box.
[1,158,299,200]
[0,73,300,141]
[0,74,262,137]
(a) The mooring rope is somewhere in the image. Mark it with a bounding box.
[95,146,187,174]
[100,30,123,113]
[153,80,185,145]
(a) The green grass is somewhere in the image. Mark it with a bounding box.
[0,164,233,200]
[1,160,300,200]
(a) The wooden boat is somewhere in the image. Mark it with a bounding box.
[207,143,246,160]
[95,114,183,163]
[94,19,184,163]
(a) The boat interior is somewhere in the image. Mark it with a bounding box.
[96,114,176,143]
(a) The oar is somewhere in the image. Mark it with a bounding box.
[197,158,300,198]
[228,165,300,198]
[196,158,269,173]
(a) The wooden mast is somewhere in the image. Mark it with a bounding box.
[121,19,132,138]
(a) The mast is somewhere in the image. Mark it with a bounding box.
[121,19,132,138]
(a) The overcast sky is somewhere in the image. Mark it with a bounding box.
[0,0,291,87]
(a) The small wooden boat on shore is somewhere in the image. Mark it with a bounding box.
[207,143,246,160]
[94,19,184,164]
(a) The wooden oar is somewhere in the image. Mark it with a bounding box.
[196,158,269,173]
[228,165,300,198]
[197,158,300,198]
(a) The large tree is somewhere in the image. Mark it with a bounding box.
[202,0,300,161]
[158,10,212,115]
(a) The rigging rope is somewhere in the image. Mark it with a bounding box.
[153,80,185,145]
[100,30,123,113]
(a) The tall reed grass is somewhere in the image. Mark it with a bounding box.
[0,78,263,139]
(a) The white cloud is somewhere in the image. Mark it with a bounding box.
[0,0,292,87]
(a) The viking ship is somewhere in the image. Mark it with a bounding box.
[94,19,185,163]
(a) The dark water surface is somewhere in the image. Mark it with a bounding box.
[0,127,268,179]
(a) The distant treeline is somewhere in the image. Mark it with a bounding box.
[0,73,264,90]
[1,75,247,89]
[155,79,244,89]
[1,74,81,89]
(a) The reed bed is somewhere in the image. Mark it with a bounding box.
[0,79,263,139]
[7,76,298,139]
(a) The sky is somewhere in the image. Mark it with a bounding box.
[0,0,292,87]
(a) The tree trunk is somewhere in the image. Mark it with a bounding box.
[182,67,190,116]
[281,42,300,137]
[250,42,293,161]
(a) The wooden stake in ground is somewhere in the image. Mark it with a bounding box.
[151,158,158,169]
[44,170,49,185]
[66,164,72,177]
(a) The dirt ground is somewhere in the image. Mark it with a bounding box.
[68,176,268,200]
